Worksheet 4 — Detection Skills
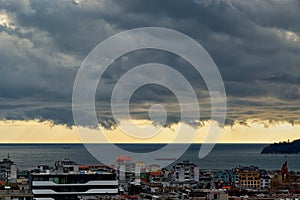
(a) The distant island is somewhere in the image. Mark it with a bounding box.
[261,139,300,154]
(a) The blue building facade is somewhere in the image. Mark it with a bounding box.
[213,170,238,186]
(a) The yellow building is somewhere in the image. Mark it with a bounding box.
[236,166,261,189]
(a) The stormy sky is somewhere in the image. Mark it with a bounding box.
[1,0,300,129]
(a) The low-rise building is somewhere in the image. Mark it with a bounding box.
[29,160,118,200]
[260,169,271,189]
[213,170,238,187]
[235,166,260,189]
[172,160,199,182]
[260,175,271,189]
[206,189,228,200]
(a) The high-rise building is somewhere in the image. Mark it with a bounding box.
[0,155,17,183]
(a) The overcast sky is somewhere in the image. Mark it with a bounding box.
[1,0,300,130]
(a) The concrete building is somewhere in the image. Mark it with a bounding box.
[260,169,271,189]
[0,190,33,200]
[260,174,271,189]
[0,156,17,183]
[118,161,136,182]
[54,159,79,173]
[172,160,199,182]
[29,160,118,200]
[115,156,142,194]
[235,166,261,189]
[206,189,228,200]
[213,170,238,186]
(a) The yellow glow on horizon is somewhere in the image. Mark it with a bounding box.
[0,120,80,143]
[0,119,299,143]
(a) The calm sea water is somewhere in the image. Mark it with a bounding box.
[0,144,298,171]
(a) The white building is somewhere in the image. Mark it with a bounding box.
[260,175,271,189]
[30,160,118,200]
[172,160,199,182]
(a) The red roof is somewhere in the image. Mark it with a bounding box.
[116,156,132,162]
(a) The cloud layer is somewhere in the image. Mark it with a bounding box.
[1,0,300,128]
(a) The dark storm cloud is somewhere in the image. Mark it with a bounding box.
[1,0,300,127]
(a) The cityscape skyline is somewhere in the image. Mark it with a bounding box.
[1,1,300,199]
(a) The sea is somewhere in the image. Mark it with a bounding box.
[0,144,299,171]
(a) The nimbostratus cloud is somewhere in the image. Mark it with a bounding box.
[0,0,300,127]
